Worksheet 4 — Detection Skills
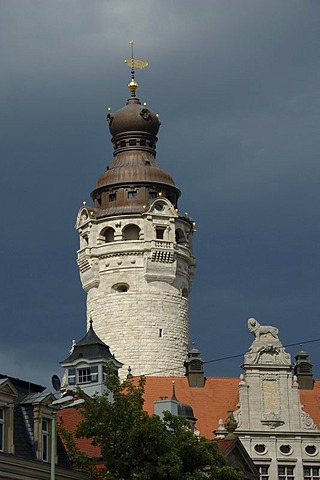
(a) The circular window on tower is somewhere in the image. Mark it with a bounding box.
[254,444,267,455]
[280,444,293,455]
[154,203,164,212]
[305,445,318,456]
[112,283,129,293]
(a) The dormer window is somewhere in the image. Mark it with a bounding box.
[68,368,76,385]
[78,366,99,384]
[78,368,91,384]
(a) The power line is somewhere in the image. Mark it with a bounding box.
[138,336,320,377]
[202,337,320,365]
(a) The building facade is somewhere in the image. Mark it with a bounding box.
[0,374,88,480]
[233,319,320,480]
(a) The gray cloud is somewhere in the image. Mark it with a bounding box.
[0,0,320,385]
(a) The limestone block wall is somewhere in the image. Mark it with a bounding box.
[75,198,196,379]
[87,281,190,378]
[235,322,320,478]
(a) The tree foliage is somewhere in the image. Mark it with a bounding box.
[61,372,243,480]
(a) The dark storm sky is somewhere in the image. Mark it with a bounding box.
[1,0,320,387]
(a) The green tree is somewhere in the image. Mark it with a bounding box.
[61,373,243,480]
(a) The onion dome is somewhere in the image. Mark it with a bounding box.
[91,48,180,216]
[108,97,160,140]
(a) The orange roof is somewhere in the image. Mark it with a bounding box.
[58,407,101,458]
[57,377,320,459]
[300,380,320,429]
[142,376,240,439]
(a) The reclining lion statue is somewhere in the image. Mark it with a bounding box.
[248,317,279,341]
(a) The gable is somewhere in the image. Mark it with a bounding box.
[0,378,18,401]
[219,438,259,479]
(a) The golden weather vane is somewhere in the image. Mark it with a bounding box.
[124,40,149,97]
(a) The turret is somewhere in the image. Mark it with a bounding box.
[75,43,196,378]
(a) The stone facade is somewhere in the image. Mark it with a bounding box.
[232,318,320,479]
[76,195,195,379]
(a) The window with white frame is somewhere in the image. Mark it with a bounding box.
[78,368,91,384]
[102,365,108,382]
[0,408,4,452]
[278,465,294,480]
[78,366,99,384]
[304,466,320,479]
[68,368,76,385]
[90,366,98,382]
[258,465,269,480]
[42,419,49,462]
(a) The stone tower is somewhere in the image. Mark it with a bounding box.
[75,54,196,378]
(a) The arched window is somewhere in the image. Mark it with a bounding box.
[176,228,186,245]
[182,288,189,299]
[101,227,115,243]
[122,224,140,241]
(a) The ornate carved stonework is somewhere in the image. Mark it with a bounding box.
[260,375,285,428]
[244,318,291,366]
[262,376,280,414]
[300,407,317,430]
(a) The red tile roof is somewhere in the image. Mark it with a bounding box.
[58,377,320,458]
[300,380,320,429]
[58,407,101,458]
[142,376,240,439]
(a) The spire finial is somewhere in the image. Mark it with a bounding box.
[89,317,93,329]
[171,380,178,401]
[124,40,149,98]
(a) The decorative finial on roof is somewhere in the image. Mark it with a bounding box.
[171,380,178,401]
[124,40,148,98]
[70,339,76,354]
[89,317,93,329]
[127,366,133,379]
[224,410,237,438]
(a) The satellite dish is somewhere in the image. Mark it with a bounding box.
[51,374,61,392]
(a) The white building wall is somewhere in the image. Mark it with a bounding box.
[76,198,196,379]
[233,319,320,480]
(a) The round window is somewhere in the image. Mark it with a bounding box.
[254,444,267,454]
[305,445,317,456]
[155,203,164,211]
[280,444,292,455]
[112,283,129,293]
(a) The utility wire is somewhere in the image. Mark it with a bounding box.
[138,336,320,377]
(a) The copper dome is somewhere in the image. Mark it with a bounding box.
[96,151,175,188]
[107,97,160,138]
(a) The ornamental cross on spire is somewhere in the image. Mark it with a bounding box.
[124,40,149,97]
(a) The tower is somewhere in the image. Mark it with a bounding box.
[75,44,196,378]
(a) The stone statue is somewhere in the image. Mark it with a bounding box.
[247,317,279,341]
